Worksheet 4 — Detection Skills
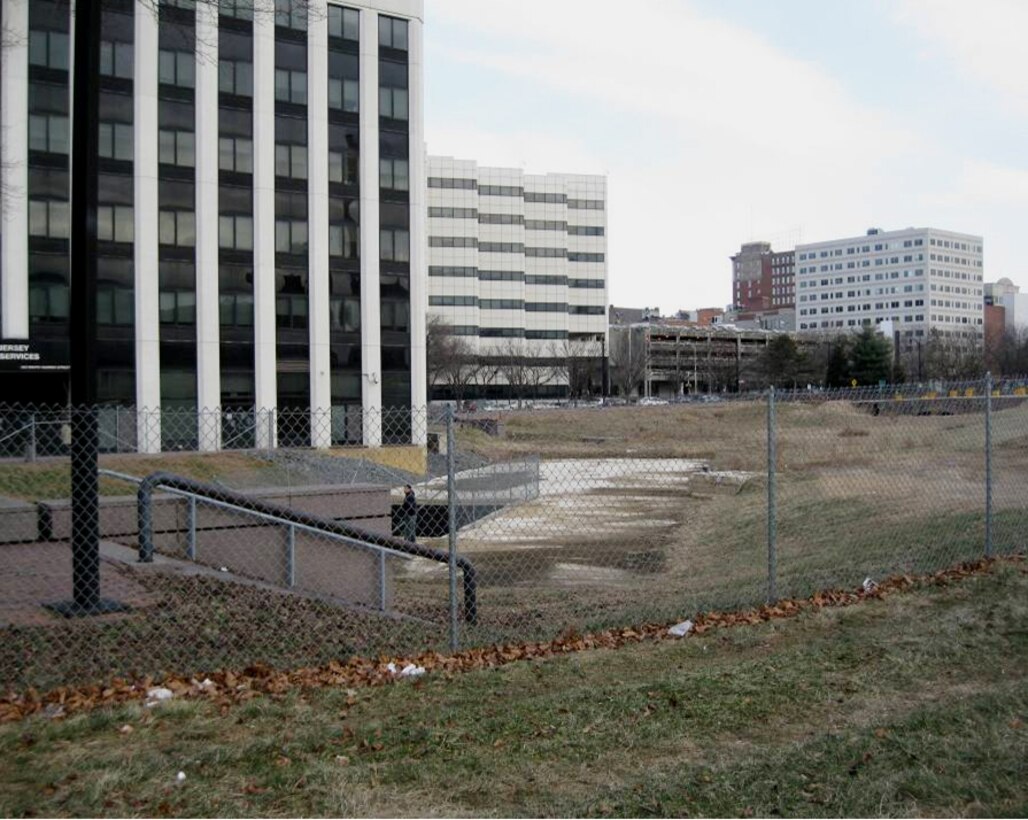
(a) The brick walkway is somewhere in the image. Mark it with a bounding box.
[0,542,163,627]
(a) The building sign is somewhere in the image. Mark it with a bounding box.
[0,340,70,373]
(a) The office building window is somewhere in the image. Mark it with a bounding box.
[276,294,308,328]
[328,5,359,40]
[97,205,134,243]
[275,69,307,104]
[219,215,253,250]
[379,158,409,190]
[378,16,408,50]
[29,30,69,70]
[159,129,195,167]
[219,60,253,96]
[29,280,70,322]
[159,49,195,88]
[328,149,358,184]
[219,292,254,326]
[328,77,359,113]
[274,0,307,30]
[275,143,308,179]
[219,136,253,173]
[100,41,133,79]
[329,224,359,259]
[429,295,477,307]
[159,210,196,246]
[219,0,254,20]
[330,297,361,331]
[379,86,408,120]
[159,290,197,325]
[29,199,70,239]
[380,228,409,262]
[428,177,476,189]
[275,219,308,254]
[29,114,69,154]
[97,285,134,326]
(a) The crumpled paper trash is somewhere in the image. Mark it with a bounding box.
[668,619,693,637]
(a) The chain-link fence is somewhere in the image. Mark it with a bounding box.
[2,378,1025,691]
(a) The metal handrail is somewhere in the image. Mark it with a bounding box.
[136,471,478,623]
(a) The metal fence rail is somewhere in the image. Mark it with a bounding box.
[0,381,1024,691]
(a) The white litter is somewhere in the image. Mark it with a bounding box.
[176,771,186,783]
[144,687,174,707]
[862,577,878,592]
[386,662,426,678]
[199,678,215,690]
[220,566,229,572]
[668,619,694,637]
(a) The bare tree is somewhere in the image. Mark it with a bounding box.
[426,316,482,403]
[609,327,646,398]
[921,328,984,381]
[554,338,600,399]
[495,338,532,407]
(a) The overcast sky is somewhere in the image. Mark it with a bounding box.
[423,0,1028,313]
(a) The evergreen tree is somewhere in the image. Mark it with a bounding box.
[850,326,893,386]
[824,337,851,388]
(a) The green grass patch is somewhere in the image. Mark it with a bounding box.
[1,563,1024,817]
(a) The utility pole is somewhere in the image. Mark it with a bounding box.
[48,1,126,617]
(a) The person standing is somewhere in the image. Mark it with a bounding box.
[400,484,417,541]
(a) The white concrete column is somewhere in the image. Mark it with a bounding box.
[134,2,162,452]
[358,8,381,447]
[195,1,221,450]
[307,0,331,448]
[252,6,277,447]
[407,15,427,444]
[1,0,29,339]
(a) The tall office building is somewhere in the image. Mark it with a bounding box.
[795,227,984,348]
[426,156,608,399]
[729,241,795,331]
[0,0,426,449]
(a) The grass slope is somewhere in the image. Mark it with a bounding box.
[1,563,1025,818]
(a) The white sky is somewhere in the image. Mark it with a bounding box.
[423,0,1028,312]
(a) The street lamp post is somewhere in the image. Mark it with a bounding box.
[48,2,127,617]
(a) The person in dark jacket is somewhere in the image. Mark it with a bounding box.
[400,484,417,541]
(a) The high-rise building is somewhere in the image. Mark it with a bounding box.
[795,227,984,349]
[729,241,795,330]
[426,156,607,399]
[0,0,426,449]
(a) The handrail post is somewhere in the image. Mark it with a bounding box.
[985,372,993,558]
[186,495,197,560]
[378,551,387,611]
[285,524,295,587]
[137,478,154,563]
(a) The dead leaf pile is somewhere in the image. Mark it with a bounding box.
[0,556,1018,723]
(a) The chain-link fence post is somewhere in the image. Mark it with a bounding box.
[767,386,778,604]
[985,371,993,558]
[446,405,460,651]
[25,413,36,462]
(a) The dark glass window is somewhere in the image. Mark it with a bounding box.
[29,30,70,70]
[378,15,408,50]
[29,114,70,154]
[159,129,195,166]
[100,40,133,78]
[219,60,253,96]
[275,0,307,31]
[159,49,195,88]
[327,5,359,40]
